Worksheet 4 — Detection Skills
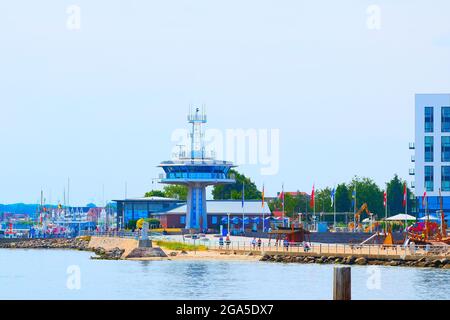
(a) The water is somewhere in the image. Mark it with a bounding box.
[0,249,449,300]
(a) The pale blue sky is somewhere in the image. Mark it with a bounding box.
[1,1,450,205]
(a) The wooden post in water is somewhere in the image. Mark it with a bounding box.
[333,266,351,300]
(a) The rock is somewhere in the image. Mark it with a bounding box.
[180,250,188,255]
[355,257,368,265]
[126,247,167,259]
[432,259,442,268]
[169,252,178,257]
[389,260,400,267]
[247,252,254,256]
[439,258,449,265]
[261,255,271,262]
[442,264,450,269]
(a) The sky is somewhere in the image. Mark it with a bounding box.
[1,0,450,206]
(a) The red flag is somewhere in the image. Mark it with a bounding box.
[422,191,427,207]
[383,190,387,208]
[402,183,407,208]
[310,184,315,208]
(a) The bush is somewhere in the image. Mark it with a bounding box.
[155,240,207,251]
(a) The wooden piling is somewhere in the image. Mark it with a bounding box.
[333,266,351,300]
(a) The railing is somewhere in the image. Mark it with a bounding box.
[80,230,162,239]
[80,231,450,257]
[169,238,450,257]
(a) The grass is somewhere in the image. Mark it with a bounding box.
[155,240,208,251]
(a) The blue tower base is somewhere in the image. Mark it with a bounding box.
[186,185,207,232]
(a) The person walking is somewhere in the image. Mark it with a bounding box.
[219,236,224,249]
[251,237,257,250]
[225,235,231,249]
[257,238,262,250]
[283,237,289,252]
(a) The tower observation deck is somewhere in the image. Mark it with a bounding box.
[158,107,236,232]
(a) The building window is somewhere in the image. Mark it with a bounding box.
[180,216,186,224]
[425,136,434,162]
[442,107,450,132]
[425,165,434,192]
[442,136,450,162]
[211,216,218,225]
[425,106,433,132]
[442,166,450,191]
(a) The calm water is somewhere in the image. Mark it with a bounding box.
[0,249,449,300]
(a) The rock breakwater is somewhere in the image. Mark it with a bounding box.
[260,254,450,269]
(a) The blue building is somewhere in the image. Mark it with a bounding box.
[159,108,236,231]
[412,93,450,220]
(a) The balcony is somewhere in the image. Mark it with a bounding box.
[409,168,415,175]
[411,155,415,162]
[411,181,415,189]
[409,142,415,150]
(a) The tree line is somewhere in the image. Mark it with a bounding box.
[145,170,413,219]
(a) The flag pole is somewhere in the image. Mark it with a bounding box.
[242,182,245,235]
[282,183,285,227]
[333,187,336,229]
[262,183,265,233]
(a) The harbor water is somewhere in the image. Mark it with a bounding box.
[0,249,449,300]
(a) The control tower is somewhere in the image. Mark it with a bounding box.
[158,107,236,232]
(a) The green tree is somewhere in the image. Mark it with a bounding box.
[335,183,351,212]
[315,188,333,213]
[386,174,412,215]
[144,190,166,198]
[348,176,384,219]
[163,185,188,200]
[212,169,262,200]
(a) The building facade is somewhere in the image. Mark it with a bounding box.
[115,197,184,228]
[153,200,272,233]
[414,93,450,215]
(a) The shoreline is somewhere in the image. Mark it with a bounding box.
[1,238,449,269]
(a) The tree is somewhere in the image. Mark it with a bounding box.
[315,188,332,213]
[144,190,166,198]
[144,186,188,200]
[348,176,384,219]
[212,169,262,200]
[335,183,351,212]
[163,185,188,200]
[386,174,412,215]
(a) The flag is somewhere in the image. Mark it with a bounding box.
[310,184,315,208]
[241,182,245,208]
[402,183,407,208]
[383,190,387,208]
[351,188,356,208]
[330,187,335,206]
[422,191,427,207]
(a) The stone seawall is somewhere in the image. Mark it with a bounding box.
[0,238,90,250]
[260,253,450,269]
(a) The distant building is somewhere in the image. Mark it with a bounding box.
[114,198,271,233]
[413,93,450,216]
[114,197,184,228]
[154,200,271,232]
